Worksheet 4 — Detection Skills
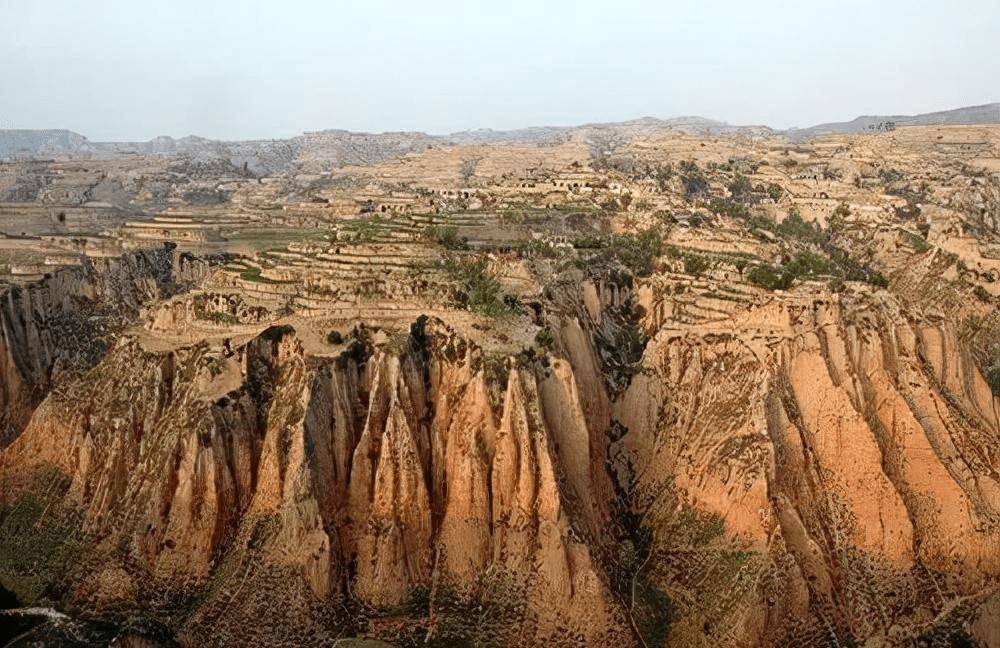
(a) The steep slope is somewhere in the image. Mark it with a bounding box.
[0,247,211,447]
[0,315,632,646]
[1,269,998,646]
[616,290,1000,646]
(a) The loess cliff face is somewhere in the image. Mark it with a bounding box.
[617,293,1000,646]
[1,273,998,647]
[0,247,211,447]
[0,313,630,646]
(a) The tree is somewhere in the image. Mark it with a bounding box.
[727,174,753,203]
[679,160,708,198]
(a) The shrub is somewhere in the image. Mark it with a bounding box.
[443,258,521,318]
[679,160,708,198]
[727,174,753,203]
[973,285,993,303]
[600,197,622,212]
[708,197,749,219]
[326,330,343,345]
[578,227,665,277]
[654,210,675,224]
[776,210,821,241]
[652,163,673,191]
[535,326,555,349]
[784,250,832,278]
[748,264,793,290]
[901,230,931,253]
[683,254,709,276]
[423,225,467,250]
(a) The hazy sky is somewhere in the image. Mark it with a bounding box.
[1,0,997,141]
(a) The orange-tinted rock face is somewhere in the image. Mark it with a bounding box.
[0,318,630,646]
[1,287,998,646]
[614,296,1000,646]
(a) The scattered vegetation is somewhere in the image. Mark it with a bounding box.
[340,219,379,244]
[512,239,562,259]
[741,210,889,290]
[600,196,622,212]
[534,326,555,349]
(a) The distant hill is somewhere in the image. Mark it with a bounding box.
[0,129,89,156]
[2,102,997,166]
[782,103,1000,140]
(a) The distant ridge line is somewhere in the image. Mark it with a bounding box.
[1,102,997,160]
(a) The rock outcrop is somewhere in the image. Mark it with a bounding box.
[0,246,202,446]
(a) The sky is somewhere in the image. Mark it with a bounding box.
[1,0,998,141]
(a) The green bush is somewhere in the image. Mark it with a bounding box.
[784,250,832,277]
[423,225,468,250]
[443,258,521,318]
[577,227,665,277]
[709,197,749,219]
[748,263,793,290]
[901,230,931,253]
[534,326,555,349]
[652,163,673,191]
[727,174,753,203]
[776,210,821,241]
[679,160,708,197]
[683,254,710,276]
[600,197,622,212]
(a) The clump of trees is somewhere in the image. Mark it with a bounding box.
[709,197,750,219]
[574,227,665,277]
[683,253,710,276]
[747,251,829,290]
[679,160,708,198]
[727,174,753,203]
[443,258,521,317]
[423,225,468,250]
[747,248,887,291]
[746,210,821,240]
